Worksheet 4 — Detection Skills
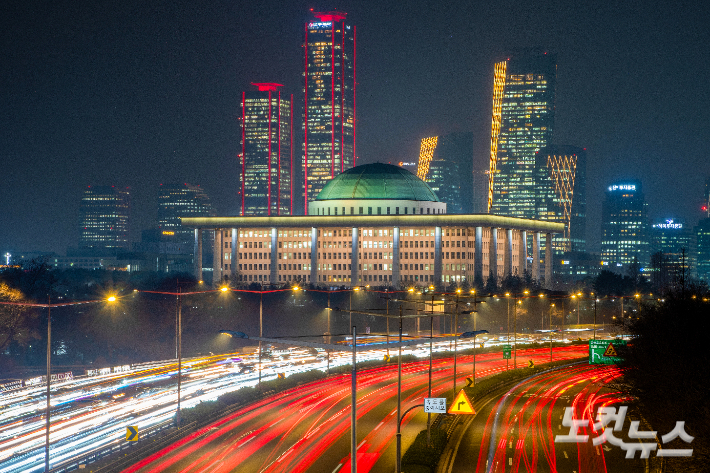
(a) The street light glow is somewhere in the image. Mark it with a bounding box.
[220,286,229,292]
[107,295,117,302]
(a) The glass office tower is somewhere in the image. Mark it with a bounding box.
[239,83,292,216]
[78,186,131,251]
[600,181,649,269]
[416,132,474,213]
[488,50,557,217]
[534,146,587,254]
[303,11,356,212]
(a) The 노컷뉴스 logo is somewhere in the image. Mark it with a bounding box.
[554,406,693,458]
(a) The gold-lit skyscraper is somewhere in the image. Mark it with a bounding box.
[488,51,557,217]
[303,11,356,212]
[239,83,292,216]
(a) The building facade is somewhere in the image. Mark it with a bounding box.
[695,218,710,283]
[239,83,292,216]
[534,146,587,255]
[649,218,694,291]
[416,133,474,214]
[78,186,131,252]
[183,164,563,288]
[303,11,356,210]
[488,50,557,217]
[600,181,649,270]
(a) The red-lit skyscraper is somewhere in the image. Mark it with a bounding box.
[239,83,292,216]
[303,11,356,212]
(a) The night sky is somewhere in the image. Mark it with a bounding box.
[2,0,709,255]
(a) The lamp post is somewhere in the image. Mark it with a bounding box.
[505,292,510,370]
[549,302,555,362]
[514,298,521,369]
[396,305,403,473]
[593,294,598,339]
[44,295,51,473]
[176,286,183,428]
[452,289,461,396]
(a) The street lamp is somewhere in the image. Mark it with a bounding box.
[549,302,555,362]
[505,293,510,370]
[515,299,521,369]
[42,294,117,472]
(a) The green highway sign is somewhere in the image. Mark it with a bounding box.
[589,339,626,365]
[502,344,512,360]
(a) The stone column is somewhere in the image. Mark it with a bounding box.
[518,230,527,275]
[194,228,203,281]
[474,226,483,284]
[212,228,223,286]
[231,228,238,281]
[392,227,400,285]
[270,228,277,284]
[351,227,359,286]
[310,227,318,285]
[533,232,541,282]
[488,227,498,283]
[504,228,513,278]
[434,226,442,286]
[545,233,553,289]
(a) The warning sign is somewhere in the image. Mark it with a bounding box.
[448,389,476,415]
[589,339,626,365]
[603,343,618,357]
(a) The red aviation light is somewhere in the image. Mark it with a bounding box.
[251,83,283,92]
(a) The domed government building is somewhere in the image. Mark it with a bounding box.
[183,163,563,288]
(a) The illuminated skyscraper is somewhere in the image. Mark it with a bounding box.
[239,83,292,216]
[695,217,710,283]
[534,146,587,254]
[78,186,130,252]
[703,176,710,217]
[303,11,356,211]
[600,181,649,269]
[416,133,474,213]
[488,51,557,217]
[157,183,215,249]
[649,218,693,291]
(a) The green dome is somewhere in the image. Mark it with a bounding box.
[315,163,441,202]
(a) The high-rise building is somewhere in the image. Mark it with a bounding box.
[78,186,131,252]
[239,83,292,216]
[157,183,215,249]
[534,146,587,254]
[703,177,710,217]
[600,181,649,270]
[416,132,474,213]
[649,218,694,291]
[488,50,557,217]
[471,170,489,214]
[303,11,356,211]
[694,217,710,283]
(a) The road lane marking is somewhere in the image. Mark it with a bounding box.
[374,421,384,431]
[357,440,366,449]
[509,458,512,466]
[564,451,569,458]
[331,464,343,473]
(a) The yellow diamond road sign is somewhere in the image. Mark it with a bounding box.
[126,426,138,442]
[448,389,475,415]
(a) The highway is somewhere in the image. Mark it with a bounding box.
[443,363,649,473]
[122,345,588,473]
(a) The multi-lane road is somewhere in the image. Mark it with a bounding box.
[122,345,588,473]
[443,363,650,473]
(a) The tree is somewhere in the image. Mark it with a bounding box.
[619,286,710,471]
[0,283,38,353]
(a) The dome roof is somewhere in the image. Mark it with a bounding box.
[315,163,441,202]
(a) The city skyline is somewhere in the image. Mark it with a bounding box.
[2,0,709,255]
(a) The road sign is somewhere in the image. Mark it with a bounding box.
[466,377,474,387]
[424,397,447,413]
[384,354,391,362]
[589,339,626,365]
[503,344,512,359]
[448,389,475,415]
[528,359,534,368]
[277,373,285,379]
[126,426,138,442]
